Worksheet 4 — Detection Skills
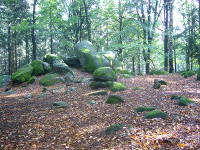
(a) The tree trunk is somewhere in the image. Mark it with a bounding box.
[168,0,174,73]
[132,56,135,73]
[32,0,37,60]
[164,0,169,72]
[7,26,12,75]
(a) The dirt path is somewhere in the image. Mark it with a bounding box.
[0,70,200,149]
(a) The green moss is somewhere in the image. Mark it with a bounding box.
[105,123,124,134]
[43,54,61,64]
[27,76,36,84]
[180,70,196,78]
[39,73,63,86]
[93,67,117,81]
[110,82,127,92]
[89,90,108,96]
[135,106,156,112]
[11,65,33,83]
[177,97,194,106]
[89,81,112,89]
[171,95,183,100]
[149,70,168,75]
[106,95,124,104]
[31,60,44,75]
[53,101,68,108]
[144,110,168,119]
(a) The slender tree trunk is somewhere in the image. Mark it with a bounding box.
[82,0,91,41]
[173,44,177,72]
[32,0,37,60]
[132,56,135,73]
[164,0,169,71]
[7,26,12,75]
[168,0,174,73]
[118,0,123,59]
[25,32,29,64]
[49,9,53,54]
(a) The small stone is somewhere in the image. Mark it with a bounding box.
[88,100,97,105]
[53,101,68,108]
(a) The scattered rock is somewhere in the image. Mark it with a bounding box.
[43,62,52,73]
[88,100,97,105]
[170,95,195,106]
[0,89,16,95]
[106,95,124,104]
[158,80,168,85]
[105,123,124,135]
[135,106,156,112]
[89,81,112,89]
[53,101,68,108]
[88,90,108,96]
[144,110,168,119]
[153,79,161,89]
[62,56,81,68]
[39,73,64,86]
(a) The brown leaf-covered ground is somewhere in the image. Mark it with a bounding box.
[0,69,200,150]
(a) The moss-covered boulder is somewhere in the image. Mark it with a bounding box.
[106,95,124,104]
[43,62,52,73]
[0,75,11,88]
[93,67,117,81]
[52,60,73,75]
[53,101,68,108]
[89,81,112,89]
[74,41,109,73]
[27,76,36,84]
[43,54,62,65]
[144,110,168,119]
[31,60,45,75]
[170,95,194,106]
[158,80,168,85]
[62,56,81,68]
[39,73,63,86]
[105,123,124,135]
[12,65,33,83]
[110,82,127,92]
[135,106,156,112]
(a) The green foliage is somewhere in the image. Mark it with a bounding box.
[180,70,196,78]
[11,65,33,83]
[39,73,62,86]
[27,76,37,84]
[149,70,168,75]
[135,106,156,112]
[93,67,117,81]
[144,110,168,119]
[53,101,68,108]
[31,60,45,75]
[106,95,124,104]
[105,123,124,135]
[110,82,127,92]
[132,87,142,90]
[170,95,183,100]
[123,74,134,78]
[89,81,113,89]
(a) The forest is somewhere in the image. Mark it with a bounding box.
[0,0,200,149]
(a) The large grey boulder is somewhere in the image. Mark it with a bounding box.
[74,41,109,73]
[52,59,73,75]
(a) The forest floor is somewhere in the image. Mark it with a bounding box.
[0,69,200,150]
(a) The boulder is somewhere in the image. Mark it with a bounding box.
[52,60,73,75]
[93,67,117,81]
[31,60,45,75]
[62,56,81,68]
[89,81,112,89]
[53,101,68,108]
[43,62,52,73]
[74,41,109,73]
[110,82,127,92]
[0,75,11,89]
[153,79,161,89]
[43,54,62,65]
[12,64,33,83]
[106,95,124,104]
[39,73,64,86]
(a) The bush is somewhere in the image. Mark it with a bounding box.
[135,106,156,112]
[180,70,196,78]
[110,82,127,92]
[106,95,124,104]
[149,69,168,75]
[39,73,63,86]
[105,123,124,134]
[27,76,36,84]
[144,110,168,119]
